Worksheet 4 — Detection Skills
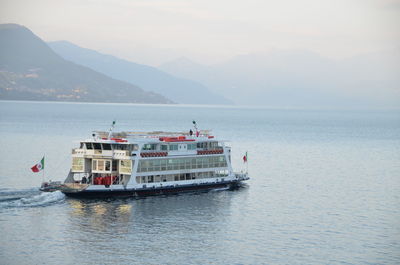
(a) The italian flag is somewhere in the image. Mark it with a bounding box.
[31,157,44,173]
[243,152,248,163]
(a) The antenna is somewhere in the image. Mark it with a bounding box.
[107,120,116,139]
[193,120,199,136]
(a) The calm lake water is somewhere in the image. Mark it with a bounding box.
[0,101,399,265]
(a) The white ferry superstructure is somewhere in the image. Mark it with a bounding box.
[61,129,249,198]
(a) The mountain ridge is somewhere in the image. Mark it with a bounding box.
[48,41,232,105]
[0,24,172,104]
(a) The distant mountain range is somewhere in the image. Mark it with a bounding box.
[160,50,400,108]
[0,24,172,104]
[2,23,398,108]
[48,41,232,105]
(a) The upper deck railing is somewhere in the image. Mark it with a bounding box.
[72,148,130,158]
[93,130,213,140]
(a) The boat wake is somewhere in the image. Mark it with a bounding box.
[210,187,230,192]
[0,188,65,208]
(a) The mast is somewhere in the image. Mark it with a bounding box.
[193,120,199,137]
[107,120,116,139]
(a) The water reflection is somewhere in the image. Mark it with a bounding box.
[67,199,134,235]
[62,190,243,264]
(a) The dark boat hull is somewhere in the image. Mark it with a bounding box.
[62,180,243,199]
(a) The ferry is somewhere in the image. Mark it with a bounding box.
[60,123,249,198]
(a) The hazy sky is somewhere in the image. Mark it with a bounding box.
[0,0,399,65]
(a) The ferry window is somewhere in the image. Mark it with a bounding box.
[169,144,178,151]
[72,158,84,171]
[155,175,161,182]
[161,145,168,151]
[173,160,179,170]
[178,144,187,150]
[205,157,210,167]
[148,160,153,171]
[213,157,218,167]
[127,144,138,151]
[112,160,117,171]
[120,160,132,174]
[92,160,97,170]
[79,142,84,148]
[142,161,150,172]
[197,157,203,168]
[143,144,156,150]
[179,160,184,170]
[215,156,219,167]
[188,143,196,150]
[161,159,167,170]
[112,144,127,150]
[93,143,101,150]
[167,159,173,170]
[85,143,93,149]
[105,161,111,171]
[148,176,154,183]
[153,160,161,170]
[219,156,227,167]
[112,144,119,150]
[98,160,105,171]
[209,157,214,167]
[197,142,206,149]
[185,158,191,169]
[205,157,209,166]
[102,143,111,150]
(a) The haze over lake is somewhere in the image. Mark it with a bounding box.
[1,1,399,108]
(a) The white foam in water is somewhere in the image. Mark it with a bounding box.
[3,191,65,208]
[211,187,230,192]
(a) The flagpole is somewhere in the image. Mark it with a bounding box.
[42,154,45,183]
[246,151,248,174]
